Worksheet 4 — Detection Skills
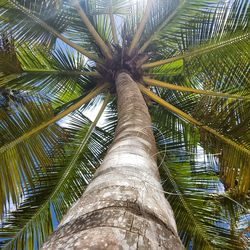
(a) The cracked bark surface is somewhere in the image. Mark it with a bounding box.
[41,72,184,249]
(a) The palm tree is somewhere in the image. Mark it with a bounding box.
[0,0,249,249]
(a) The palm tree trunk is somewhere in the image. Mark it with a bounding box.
[41,72,183,249]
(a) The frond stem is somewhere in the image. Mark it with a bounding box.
[143,77,250,100]
[128,0,153,56]
[23,69,101,77]
[72,0,113,60]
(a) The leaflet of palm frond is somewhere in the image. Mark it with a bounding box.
[0,34,22,75]
[0,93,67,217]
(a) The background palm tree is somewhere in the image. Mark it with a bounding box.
[0,0,249,249]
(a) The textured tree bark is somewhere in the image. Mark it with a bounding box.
[41,72,183,249]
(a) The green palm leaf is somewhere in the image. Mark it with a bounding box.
[0,96,116,249]
[0,41,100,104]
[0,92,66,217]
[0,0,70,46]
[153,124,249,249]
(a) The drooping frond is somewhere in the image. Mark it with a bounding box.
[0,92,66,217]
[0,95,114,250]
[151,111,249,249]
[0,84,109,157]
[0,85,109,219]
[140,85,250,196]
[158,140,249,249]
[0,0,68,46]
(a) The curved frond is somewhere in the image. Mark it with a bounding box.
[0,92,66,217]
[0,84,109,157]
[0,0,100,62]
[0,43,102,106]
[140,84,250,196]
[0,97,116,249]
[142,0,249,68]
[158,140,249,249]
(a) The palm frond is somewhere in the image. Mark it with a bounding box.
[143,0,249,67]
[143,77,250,100]
[142,32,249,69]
[0,96,116,249]
[1,43,101,104]
[0,0,69,46]
[148,115,250,249]
[0,0,100,62]
[157,140,249,249]
[140,85,250,196]
[62,0,115,54]
[139,0,185,53]
[0,84,109,158]
[0,92,66,217]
